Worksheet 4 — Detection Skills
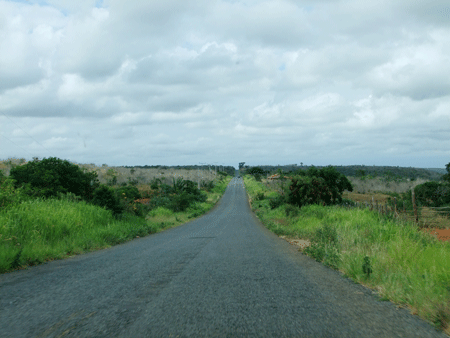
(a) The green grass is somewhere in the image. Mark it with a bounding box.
[243,175,450,334]
[0,176,232,274]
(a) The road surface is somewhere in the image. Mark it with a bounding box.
[0,175,446,337]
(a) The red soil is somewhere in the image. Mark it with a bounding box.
[422,228,450,242]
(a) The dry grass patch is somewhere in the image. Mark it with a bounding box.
[343,191,390,204]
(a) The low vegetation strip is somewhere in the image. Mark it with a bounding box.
[0,158,232,274]
[243,174,450,335]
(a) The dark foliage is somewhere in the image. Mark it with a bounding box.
[10,157,99,200]
[148,178,207,212]
[91,185,124,216]
[169,192,204,212]
[246,166,265,175]
[255,164,442,181]
[414,181,450,207]
[442,162,450,184]
[284,204,299,218]
[269,194,286,209]
[287,166,353,208]
[115,185,141,201]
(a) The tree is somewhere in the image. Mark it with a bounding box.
[443,162,450,184]
[10,157,99,200]
[92,185,124,216]
[287,166,353,208]
[247,166,265,175]
[414,181,450,207]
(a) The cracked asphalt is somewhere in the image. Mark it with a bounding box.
[0,174,447,337]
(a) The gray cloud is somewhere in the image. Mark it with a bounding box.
[0,0,449,168]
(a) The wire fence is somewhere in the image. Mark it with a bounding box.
[341,195,450,229]
[263,178,450,229]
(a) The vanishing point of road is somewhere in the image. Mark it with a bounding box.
[0,174,446,337]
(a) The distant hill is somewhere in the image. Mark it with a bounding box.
[426,168,447,175]
[243,164,444,181]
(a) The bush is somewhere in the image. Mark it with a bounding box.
[150,178,161,190]
[284,204,299,218]
[169,192,196,212]
[149,196,171,209]
[92,185,124,216]
[10,157,99,200]
[269,194,286,209]
[115,185,141,201]
[201,180,215,192]
[0,178,29,211]
[256,192,265,201]
[414,182,450,207]
[287,166,353,208]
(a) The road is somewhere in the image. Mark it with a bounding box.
[0,175,446,337]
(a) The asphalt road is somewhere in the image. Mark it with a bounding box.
[0,175,447,337]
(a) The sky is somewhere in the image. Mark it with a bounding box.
[1,0,449,169]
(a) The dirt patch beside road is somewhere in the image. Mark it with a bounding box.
[279,236,311,251]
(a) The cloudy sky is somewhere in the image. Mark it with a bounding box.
[1,0,449,168]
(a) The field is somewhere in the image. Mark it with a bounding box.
[348,176,429,194]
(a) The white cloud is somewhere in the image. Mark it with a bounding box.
[0,0,449,168]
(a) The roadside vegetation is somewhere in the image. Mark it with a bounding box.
[243,165,450,334]
[0,157,232,274]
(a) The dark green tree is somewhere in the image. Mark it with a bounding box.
[287,166,352,208]
[247,166,265,176]
[92,185,124,216]
[443,162,450,184]
[414,181,450,207]
[10,157,99,200]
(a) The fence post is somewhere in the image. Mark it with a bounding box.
[412,190,419,224]
[394,197,397,217]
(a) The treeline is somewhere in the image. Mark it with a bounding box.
[123,164,236,176]
[246,163,450,210]
[242,164,443,181]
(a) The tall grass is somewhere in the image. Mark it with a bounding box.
[244,175,450,333]
[0,197,155,273]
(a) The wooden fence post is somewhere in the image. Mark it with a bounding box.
[412,190,419,224]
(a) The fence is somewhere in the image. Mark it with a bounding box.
[342,192,450,229]
[263,178,449,229]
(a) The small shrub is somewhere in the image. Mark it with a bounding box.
[92,185,123,216]
[285,204,299,218]
[0,178,29,211]
[115,185,141,201]
[169,193,196,212]
[150,178,161,190]
[149,195,171,209]
[201,180,215,192]
[269,194,286,209]
[362,256,373,278]
[256,192,265,201]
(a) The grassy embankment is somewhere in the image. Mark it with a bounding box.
[244,175,450,334]
[0,176,232,274]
